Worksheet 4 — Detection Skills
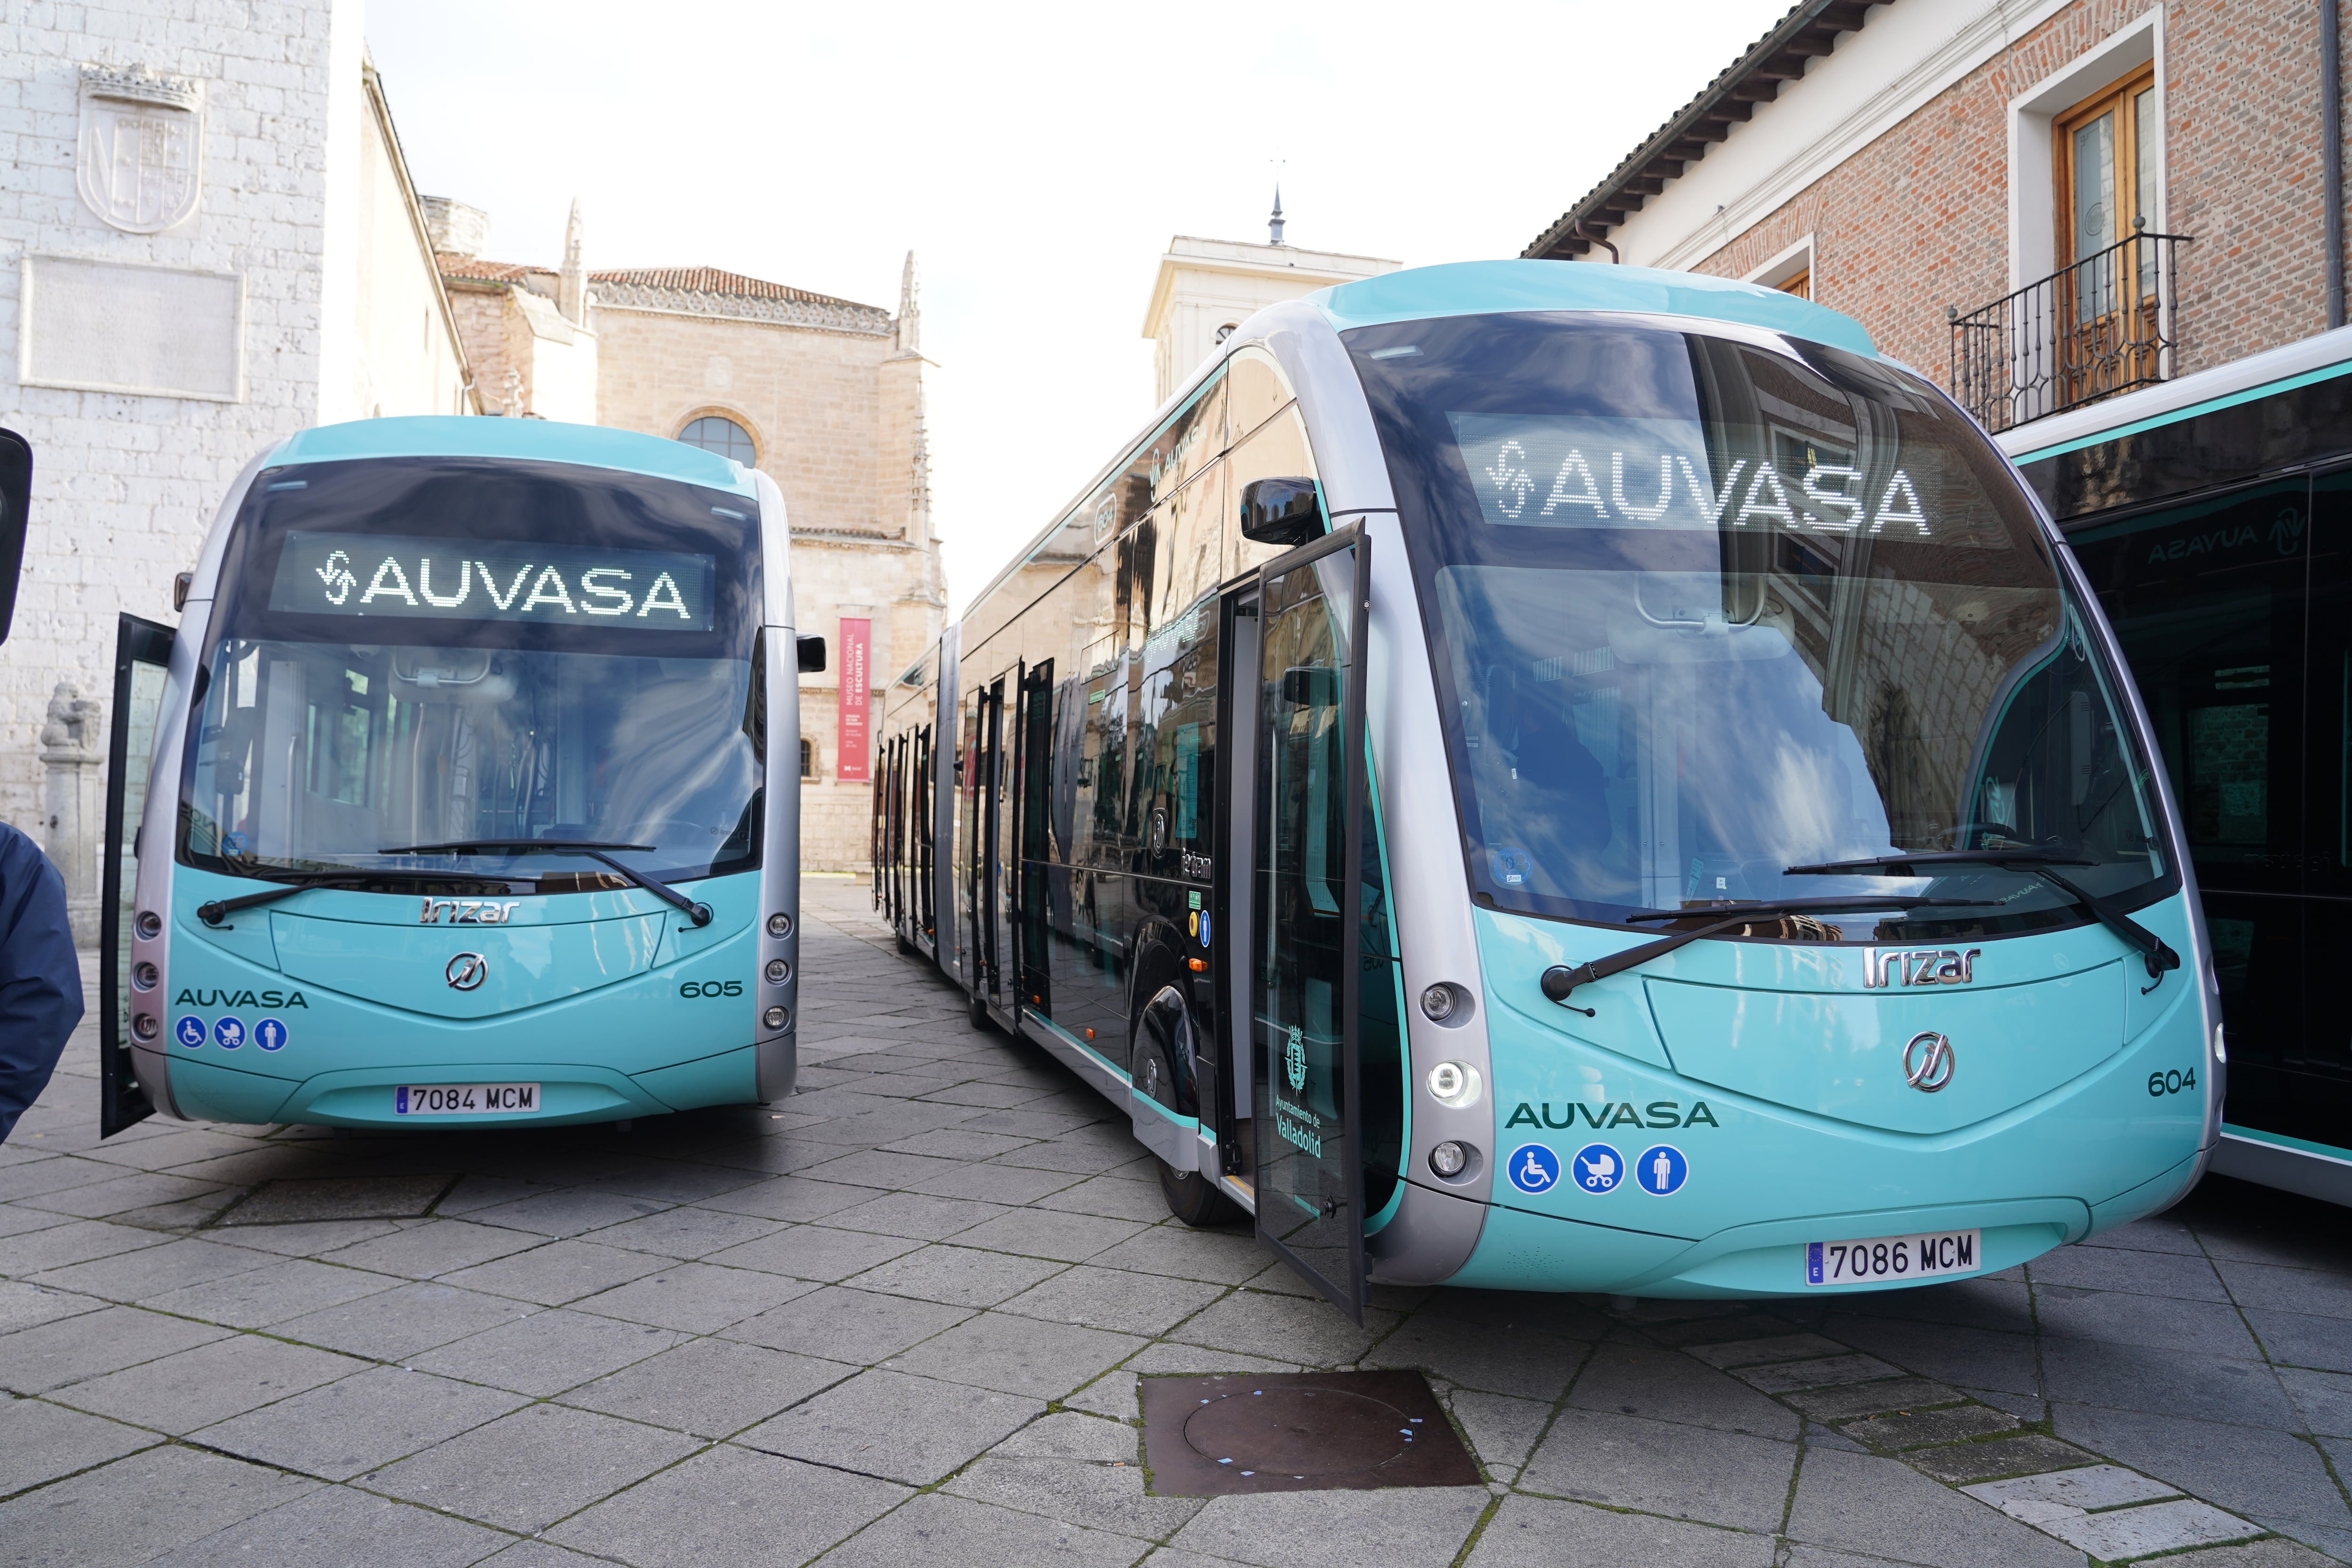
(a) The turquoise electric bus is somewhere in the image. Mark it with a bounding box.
[874,261,2220,1317]
[1997,326,2352,1206]
[97,417,814,1138]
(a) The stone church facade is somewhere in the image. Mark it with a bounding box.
[429,212,947,873]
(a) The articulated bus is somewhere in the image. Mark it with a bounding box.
[1998,327,2352,1206]
[874,261,2221,1318]
[97,418,812,1138]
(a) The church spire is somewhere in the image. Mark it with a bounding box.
[1269,185,1285,246]
[558,199,588,326]
[895,250,921,356]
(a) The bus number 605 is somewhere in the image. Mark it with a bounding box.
[681,980,744,999]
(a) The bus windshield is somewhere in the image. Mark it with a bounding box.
[182,456,765,886]
[1348,313,2175,939]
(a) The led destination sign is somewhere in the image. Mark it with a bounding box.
[1451,414,1932,538]
[269,532,715,631]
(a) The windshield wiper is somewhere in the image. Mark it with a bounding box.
[196,868,497,927]
[379,839,713,927]
[1539,896,1997,1008]
[1784,852,2178,983]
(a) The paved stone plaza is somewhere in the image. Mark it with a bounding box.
[3,876,2349,1568]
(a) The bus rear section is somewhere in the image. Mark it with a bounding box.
[99,418,802,1138]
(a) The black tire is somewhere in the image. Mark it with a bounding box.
[1160,1158,1245,1227]
[967,990,992,1031]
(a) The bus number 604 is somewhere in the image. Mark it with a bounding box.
[681,980,744,999]
[2148,1067,2197,1097]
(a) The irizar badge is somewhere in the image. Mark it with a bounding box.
[1572,1143,1622,1194]
[1634,1144,1688,1195]
[1506,1143,1560,1194]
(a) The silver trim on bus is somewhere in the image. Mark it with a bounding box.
[1254,302,1493,1284]
[753,470,801,1100]
[129,444,274,1120]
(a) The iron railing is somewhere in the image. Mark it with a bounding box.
[1948,229,2191,433]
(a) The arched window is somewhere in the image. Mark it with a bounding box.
[800,737,816,779]
[678,415,755,465]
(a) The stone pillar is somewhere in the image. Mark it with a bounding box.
[40,682,104,948]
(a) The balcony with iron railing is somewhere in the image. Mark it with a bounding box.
[1947,226,2192,433]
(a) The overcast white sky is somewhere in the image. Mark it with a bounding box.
[367,0,1788,613]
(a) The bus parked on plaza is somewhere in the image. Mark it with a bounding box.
[1999,328,2352,1207]
[872,260,2221,1317]
[98,417,814,1138]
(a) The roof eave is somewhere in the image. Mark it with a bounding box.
[1521,0,1873,262]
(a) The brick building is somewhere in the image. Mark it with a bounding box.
[429,220,947,871]
[1524,2,2352,1196]
[1524,0,2347,430]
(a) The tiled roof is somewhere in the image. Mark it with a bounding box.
[589,267,892,336]
[437,258,548,283]
[1522,0,1875,261]
[588,267,867,310]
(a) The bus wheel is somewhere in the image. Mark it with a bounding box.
[967,991,991,1031]
[1160,1159,1243,1227]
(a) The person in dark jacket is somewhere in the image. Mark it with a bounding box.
[0,820,82,1143]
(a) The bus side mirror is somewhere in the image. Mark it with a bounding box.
[797,635,827,673]
[1240,477,1322,547]
[0,429,29,648]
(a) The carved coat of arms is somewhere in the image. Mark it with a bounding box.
[76,65,205,234]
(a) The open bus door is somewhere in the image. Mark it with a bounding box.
[99,613,175,1136]
[1248,523,1371,1322]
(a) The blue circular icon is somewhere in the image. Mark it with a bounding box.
[212,1015,247,1050]
[254,1017,289,1052]
[1634,1144,1689,1196]
[173,1015,207,1049]
[1571,1143,1624,1194]
[1506,1144,1561,1195]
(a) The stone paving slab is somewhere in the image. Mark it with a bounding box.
[1,879,2347,1566]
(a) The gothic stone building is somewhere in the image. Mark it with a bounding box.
[431,214,947,871]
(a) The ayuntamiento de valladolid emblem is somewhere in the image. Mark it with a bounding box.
[76,64,205,234]
[1285,1025,1307,1092]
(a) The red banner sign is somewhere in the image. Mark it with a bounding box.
[836,616,871,782]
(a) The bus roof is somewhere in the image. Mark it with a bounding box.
[1310,259,1876,358]
[264,416,761,500]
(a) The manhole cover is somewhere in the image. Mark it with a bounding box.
[1142,1371,1478,1496]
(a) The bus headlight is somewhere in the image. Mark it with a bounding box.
[767,912,793,939]
[1429,1140,1472,1178]
[763,1005,789,1030]
[765,959,791,984]
[132,962,158,991]
[135,911,162,939]
[1426,1061,1482,1108]
[132,1013,159,1041]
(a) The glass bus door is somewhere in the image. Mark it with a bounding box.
[979,676,1007,1011]
[100,613,175,1137]
[1250,525,1370,1321]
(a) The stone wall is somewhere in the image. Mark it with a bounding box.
[0,0,358,837]
[592,302,945,872]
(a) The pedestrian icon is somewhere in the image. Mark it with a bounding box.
[1635,1144,1688,1195]
[213,1016,246,1050]
[254,1017,289,1052]
[173,1015,207,1048]
[1572,1143,1623,1194]
[1506,1143,1560,1195]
